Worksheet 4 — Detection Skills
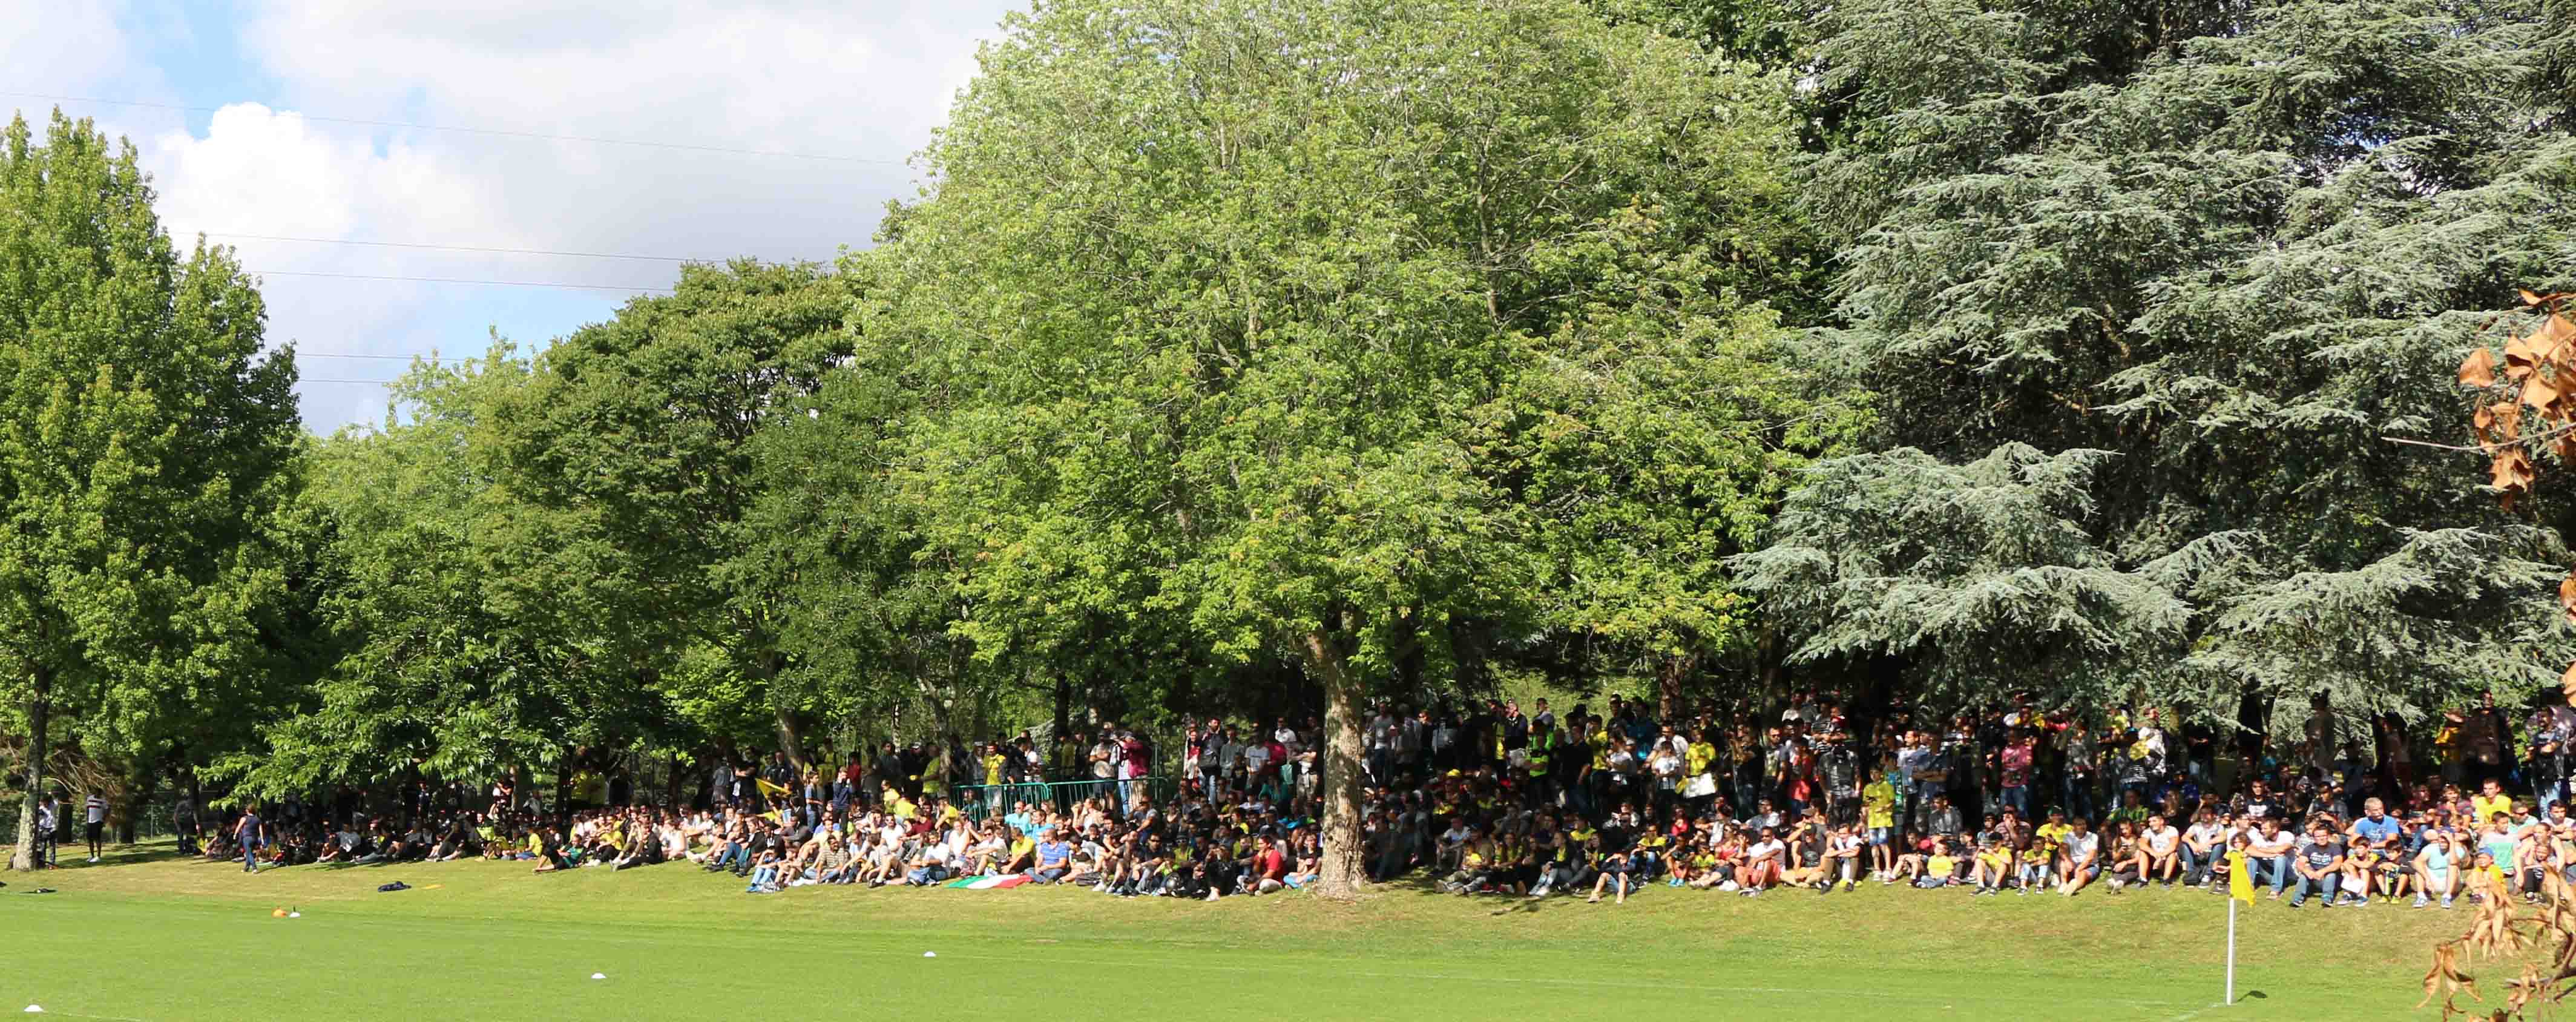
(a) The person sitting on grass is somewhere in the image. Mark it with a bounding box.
[2103,819,2146,894]
[2054,818,2101,897]
[1285,830,1321,890]
[2181,809,2224,888]
[431,815,476,862]
[1442,836,1493,894]
[1247,834,1290,895]
[317,822,364,864]
[1030,826,1073,884]
[2414,828,2460,909]
[902,835,954,887]
[530,825,570,874]
[746,846,785,893]
[2466,849,2509,906]
[2287,820,2345,909]
[1823,824,1865,892]
[1739,826,1784,896]
[1970,826,2012,895]
[1907,837,1956,889]
[2141,814,2181,887]
[1778,826,1829,893]
[1586,846,1635,904]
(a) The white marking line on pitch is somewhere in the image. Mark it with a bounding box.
[23,1011,147,1022]
[2160,1004,2226,1022]
[907,948,2190,1010]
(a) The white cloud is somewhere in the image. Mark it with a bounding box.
[22,0,1023,429]
[0,1,139,97]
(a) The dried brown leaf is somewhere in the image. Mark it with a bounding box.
[2542,314,2576,357]
[2464,347,2500,388]
[2494,447,2537,490]
[2526,371,2563,411]
[2494,401,2526,443]
[2509,330,2542,380]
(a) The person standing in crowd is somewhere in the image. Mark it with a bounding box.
[232,803,266,874]
[82,789,106,862]
[174,791,200,856]
[110,685,2576,926]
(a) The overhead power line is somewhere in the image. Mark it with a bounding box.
[294,352,468,363]
[189,231,723,263]
[249,269,674,293]
[2,90,908,165]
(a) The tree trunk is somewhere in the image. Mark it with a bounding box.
[10,670,50,871]
[553,747,574,834]
[663,752,683,809]
[1657,653,1695,722]
[774,708,807,770]
[120,762,158,845]
[1306,627,1368,900]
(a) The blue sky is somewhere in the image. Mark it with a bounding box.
[5,0,1022,430]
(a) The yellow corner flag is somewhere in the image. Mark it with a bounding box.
[2226,849,2255,905]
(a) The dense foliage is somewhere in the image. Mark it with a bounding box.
[1738,0,2576,738]
[8,0,2576,894]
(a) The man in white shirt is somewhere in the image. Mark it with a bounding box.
[2183,811,2227,888]
[2055,819,2103,896]
[2141,814,2181,886]
[2248,817,2299,900]
[84,791,107,862]
[1241,740,1272,783]
[1742,830,1787,894]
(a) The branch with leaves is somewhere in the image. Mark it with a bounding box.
[2425,290,2576,1021]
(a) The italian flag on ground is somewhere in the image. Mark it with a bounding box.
[941,874,1031,890]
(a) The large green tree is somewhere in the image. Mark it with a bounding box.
[877,0,1824,895]
[1740,0,2576,733]
[1,112,299,868]
[489,263,855,765]
[212,351,654,806]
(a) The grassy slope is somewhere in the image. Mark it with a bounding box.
[1,843,2468,1020]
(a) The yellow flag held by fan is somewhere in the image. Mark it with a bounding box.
[755,776,793,801]
[2226,849,2255,905]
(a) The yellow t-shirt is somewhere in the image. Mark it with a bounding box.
[1862,781,1896,828]
[2037,822,2072,846]
[2473,793,2513,824]
[984,754,1005,786]
[1927,854,1956,875]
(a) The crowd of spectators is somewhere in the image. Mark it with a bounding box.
[61,687,2576,915]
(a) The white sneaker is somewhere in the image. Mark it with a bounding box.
[1717,880,1739,892]
[88,856,100,863]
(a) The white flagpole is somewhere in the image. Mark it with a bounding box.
[2225,896,2238,1005]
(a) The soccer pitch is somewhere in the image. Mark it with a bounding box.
[4,845,2465,1020]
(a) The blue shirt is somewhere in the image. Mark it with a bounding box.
[1036,840,1070,868]
[2353,816,2401,846]
[1005,812,1034,837]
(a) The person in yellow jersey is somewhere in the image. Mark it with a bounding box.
[2018,825,2056,894]
[1862,765,1899,880]
[2473,777,2514,827]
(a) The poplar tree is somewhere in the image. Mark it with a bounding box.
[1,112,298,868]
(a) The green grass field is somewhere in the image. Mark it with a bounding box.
[0,842,2476,1020]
